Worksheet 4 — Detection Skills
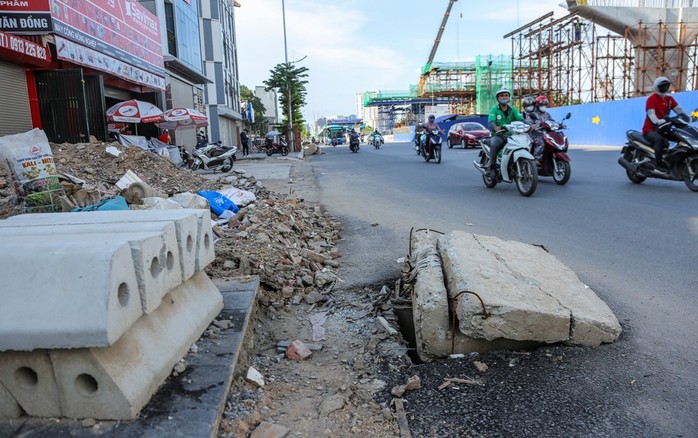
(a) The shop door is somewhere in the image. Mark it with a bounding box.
[84,75,107,142]
[0,60,33,136]
[35,69,90,143]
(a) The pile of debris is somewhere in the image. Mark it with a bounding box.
[0,138,344,296]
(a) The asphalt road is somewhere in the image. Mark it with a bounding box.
[308,141,697,436]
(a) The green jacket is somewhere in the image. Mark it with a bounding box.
[488,104,523,136]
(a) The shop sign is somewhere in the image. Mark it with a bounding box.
[55,36,164,90]
[51,0,164,78]
[0,0,52,32]
[0,29,50,62]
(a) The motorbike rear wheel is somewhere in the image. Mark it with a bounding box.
[623,149,646,184]
[480,153,497,188]
[515,158,538,197]
[552,160,571,185]
[221,158,233,173]
[281,146,289,156]
[681,159,698,192]
[434,145,442,163]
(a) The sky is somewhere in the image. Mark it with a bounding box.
[234,0,570,124]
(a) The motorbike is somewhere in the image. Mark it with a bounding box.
[618,114,698,192]
[535,112,572,185]
[349,133,360,153]
[418,129,443,163]
[474,121,538,197]
[189,141,237,173]
[265,138,289,156]
[371,134,383,149]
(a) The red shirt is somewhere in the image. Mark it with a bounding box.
[642,93,677,134]
[159,133,171,144]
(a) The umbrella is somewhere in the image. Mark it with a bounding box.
[106,99,163,123]
[156,107,209,130]
[266,130,281,138]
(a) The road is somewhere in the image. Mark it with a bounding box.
[308,140,697,435]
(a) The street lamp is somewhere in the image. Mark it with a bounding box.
[281,1,306,152]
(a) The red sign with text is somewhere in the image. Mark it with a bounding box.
[0,29,51,63]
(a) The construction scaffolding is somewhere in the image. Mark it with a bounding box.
[475,55,513,113]
[507,11,698,105]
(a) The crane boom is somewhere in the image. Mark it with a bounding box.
[418,0,458,96]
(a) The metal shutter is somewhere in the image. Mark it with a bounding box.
[0,60,32,136]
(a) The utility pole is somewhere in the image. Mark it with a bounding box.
[281,0,294,151]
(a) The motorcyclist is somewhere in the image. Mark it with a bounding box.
[643,76,690,171]
[422,114,443,157]
[370,129,383,144]
[529,96,554,161]
[487,87,524,176]
[349,128,360,149]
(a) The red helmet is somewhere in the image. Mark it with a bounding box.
[535,96,549,107]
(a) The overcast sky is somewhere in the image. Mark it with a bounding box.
[234,0,570,123]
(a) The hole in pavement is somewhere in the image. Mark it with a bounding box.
[117,282,130,307]
[75,373,99,396]
[150,256,161,278]
[394,304,423,364]
[15,367,38,388]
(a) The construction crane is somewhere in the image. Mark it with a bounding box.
[417,0,458,96]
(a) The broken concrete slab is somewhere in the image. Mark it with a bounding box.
[438,231,621,347]
[0,235,142,351]
[0,350,61,417]
[409,230,536,361]
[49,272,223,420]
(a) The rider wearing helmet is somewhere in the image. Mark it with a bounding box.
[642,76,689,171]
[487,87,524,175]
[422,115,444,158]
[530,96,554,160]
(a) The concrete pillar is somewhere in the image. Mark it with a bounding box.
[0,236,142,351]
[567,2,698,94]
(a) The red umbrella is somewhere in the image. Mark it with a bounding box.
[106,99,164,124]
[156,107,209,130]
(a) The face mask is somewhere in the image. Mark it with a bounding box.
[525,105,534,112]
[498,98,510,105]
[538,106,548,112]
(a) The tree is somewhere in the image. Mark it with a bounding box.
[240,85,268,135]
[263,62,309,135]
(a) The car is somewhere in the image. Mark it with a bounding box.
[447,122,490,148]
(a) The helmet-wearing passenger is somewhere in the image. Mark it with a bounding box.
[522,96,535,113]
[535,96,550,112]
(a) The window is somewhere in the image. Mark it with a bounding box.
[165,1,177,57]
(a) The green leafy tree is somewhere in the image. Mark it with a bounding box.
[263,62,309,134]
[240,85,268,135]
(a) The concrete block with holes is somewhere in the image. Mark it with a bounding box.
[2,209,214,274]
[0,350,62,417]
[0,235,143,351]
[0,379,23,419]
[0,227,182,316]
[438,231,622,347]
[48,272,223,420]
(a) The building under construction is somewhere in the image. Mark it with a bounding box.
[362,0,698,133]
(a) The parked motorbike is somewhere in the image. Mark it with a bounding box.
[189,141,237,173]
[349,133,360,153]
[418,129,442,163]
[535,112,572,185]
[265,138,289,156]
[618,114,698,191]
[474,121,538,196]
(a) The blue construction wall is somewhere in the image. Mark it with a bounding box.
[546,91,698,146]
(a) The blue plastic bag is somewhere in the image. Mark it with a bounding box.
[72,195,129,212]
[197,190,239,216]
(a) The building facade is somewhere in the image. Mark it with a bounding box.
[254,86,278,126]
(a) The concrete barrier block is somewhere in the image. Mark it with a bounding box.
[0,350,61,417]
[0,236,142,351]
[50,272,223,420]
[3,209,212,274]
[0,226,182,315]
[0,381,22,419]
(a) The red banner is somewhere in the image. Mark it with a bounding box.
[0,29,50,64]
[51,0,164,78]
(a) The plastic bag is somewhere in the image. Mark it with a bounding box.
[0,128,65,213]
[219,187,256,207]
[72,196,129,212]
[197,190,239,216]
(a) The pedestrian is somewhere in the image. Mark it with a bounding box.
[159,129,171,144]
[240,129,250,157]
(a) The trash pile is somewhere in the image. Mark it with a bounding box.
[0,135,344,294]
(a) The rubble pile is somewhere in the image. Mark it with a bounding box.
[207,195,343,295]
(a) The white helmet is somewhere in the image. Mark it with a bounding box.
[653,77,671,95]
[495,87,511,99]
